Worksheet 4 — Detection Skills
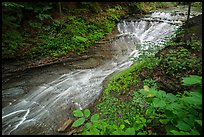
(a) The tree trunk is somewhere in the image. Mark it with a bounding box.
[187,2,191,23]
[58,2,62,18]
[185,2,192,45]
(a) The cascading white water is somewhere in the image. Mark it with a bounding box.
[2,11,199,135]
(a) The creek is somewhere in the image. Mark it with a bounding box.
[2,8,201,135]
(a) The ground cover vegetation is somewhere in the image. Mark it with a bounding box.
[68,3,202,135]
[70,26,202,135]
[2,2,121,60]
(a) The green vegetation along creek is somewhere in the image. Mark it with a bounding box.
[70,21,202,135]
[2,2,202,135]
[69,3,202,135]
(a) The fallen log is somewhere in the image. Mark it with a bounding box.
[57,119,74,132]
[66,126,83,135]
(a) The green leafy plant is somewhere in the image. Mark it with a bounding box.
[2,2,24,8]
[192,2,202,12]
[2,2,127,60]
[2,30,25,58]
[80,2,101,14]
[182,75,202,86]
[71,108,104,135]
[128,2,147,14]
[187,39,201,51]
[138,75,202,135]
[36,13,52,21]
[115,5,123,10]
[94,72,202,135]
[143,79,158,88]
[161,47,201,77]
[80,113,102,135]
[71,109,91,127]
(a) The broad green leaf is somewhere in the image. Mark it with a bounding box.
[111,124,118,130]
[165,125,177,135]
[170,130,190,135]
[138,89,146,95]
[119,124,125,130]
[174,109,188,118]
[112,130,126,135]
[156,90,166,99]
[159,119,170,124]
[112,131,119,135]
[190,129,200,135]
[137,131,148,135]
[165,104,173,111]
[146,108,154,115]
[153,98,166,108]
[188,108,198,115]
[183,115,195,127]
[81,130,90,135]
[176,121,192,131]
[71,117,85,127]
[182,75,202,86]
[181,96,202,105]
[166,102,183,111]
[164,110,174,118]
[141,117,146,123]
[190,92,202,99]
[93,121,102,129]
[89,127,100,135]
[195,120,202,126]
[2,2,24,8]
[73,109,84,117]
[125,127,135,135]
[124,119,130,125]
[166,93,177,103]
[91,114,99,122]
[84,109,91,118]
[148,88,158,95]
[84,122,92,130]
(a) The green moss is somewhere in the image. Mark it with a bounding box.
[104,56,161,96]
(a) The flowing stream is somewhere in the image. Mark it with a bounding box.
[2,9,201,135]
